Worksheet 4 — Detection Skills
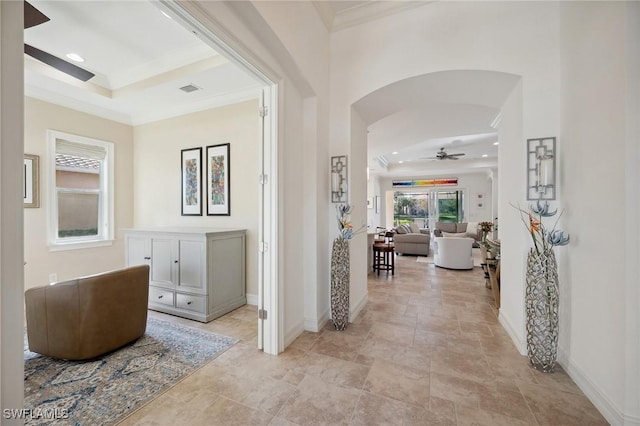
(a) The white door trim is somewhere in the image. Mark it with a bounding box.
[159,1,280,354]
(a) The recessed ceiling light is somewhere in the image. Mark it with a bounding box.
[65,53,85,63]
[392,151,398,155]
[493,142,499,145]
[160,10,173,20]
[482,154,488,158]
[399,161,404,164]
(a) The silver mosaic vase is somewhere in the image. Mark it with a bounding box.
[525,248,559,372]
[330,238,350,331]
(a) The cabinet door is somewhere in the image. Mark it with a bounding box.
[177,239,205,294]
[126,235,150,267]
[150,237,175,288]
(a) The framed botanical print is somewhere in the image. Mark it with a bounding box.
[206,143,230,216]
[180,147,202,216]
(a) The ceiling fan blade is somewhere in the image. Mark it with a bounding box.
[449,153,465,157]
[25,44,95,82]
[24,1,50,29]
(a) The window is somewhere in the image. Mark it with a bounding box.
[393,192,429,226]
[48,131,114,250]
[437,190,465,222]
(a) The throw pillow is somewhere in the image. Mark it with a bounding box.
[442,232,468,238]
[409,223,420,233]
[395,226,407,234]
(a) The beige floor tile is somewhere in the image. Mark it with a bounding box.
[358,337,430,373]
[309,329,367,362]
[430,348,495,383]
[116,255,605,426]
[351,391,455,426]
[367,321,416,345]
[519,382,608,425]
[363,358,430,407]
[455,405,534,426]
[191,396,273,425]
[277,374,362,425]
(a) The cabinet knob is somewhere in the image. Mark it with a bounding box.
[158,295,163,299]
[174,260,179,264]
[144,257,151,260]
[187,301,192,305]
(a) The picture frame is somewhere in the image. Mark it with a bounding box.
[374,195,380,214]
[180,147,203,216]
[24,154,39,208]
[206,143,231,216]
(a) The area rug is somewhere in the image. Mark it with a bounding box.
[416,247,483,267]
[24,318,237,425]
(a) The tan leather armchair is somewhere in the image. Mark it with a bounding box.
[25,265,150,360]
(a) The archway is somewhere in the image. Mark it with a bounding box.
[347,70,525,352]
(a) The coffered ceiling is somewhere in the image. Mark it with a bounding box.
[24,0,263,126]
[24,1,508,181]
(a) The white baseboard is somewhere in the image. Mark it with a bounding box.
[304,308,329,332]
[246,293,258,306]
[350,292,368,322]
[557,348,631,425]
[498,311,526,355]
[284,319,305,348]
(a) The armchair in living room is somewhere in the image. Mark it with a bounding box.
[393,223,431,256]
[433,237,474,270]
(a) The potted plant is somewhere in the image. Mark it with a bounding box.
[514,200,570,372]
[331,204,363,331]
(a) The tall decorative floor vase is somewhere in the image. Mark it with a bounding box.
[331,238,350,331]
[525,248,559,372]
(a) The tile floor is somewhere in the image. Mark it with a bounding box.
[119,255,608,426]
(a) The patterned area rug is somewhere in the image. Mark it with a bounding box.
[24,318,237,425]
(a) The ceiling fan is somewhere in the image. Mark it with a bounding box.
[423,147,466,160]
[24,1,95,82]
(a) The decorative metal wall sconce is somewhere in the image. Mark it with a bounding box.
[527,137,556,200]
[331,155,348,203]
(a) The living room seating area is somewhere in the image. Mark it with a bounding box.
[433,221,482,248]
[393,223,431,256]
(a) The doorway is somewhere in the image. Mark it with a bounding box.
[154,2,280,355]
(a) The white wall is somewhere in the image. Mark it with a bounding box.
[377,172,494,228]
[241,2,333,334]
[329,2,562,341]
[496,81,527,354]
[24,97,134,289]
[133,100,260,299]
[558,3,639,423]
[1,1,25,417]
[625,4,640,422]
[349,108,369,320]
[327,1,638,423]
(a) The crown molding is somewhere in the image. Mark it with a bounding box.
[332,1,433,32]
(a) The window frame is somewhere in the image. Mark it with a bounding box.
[47,130,114,251]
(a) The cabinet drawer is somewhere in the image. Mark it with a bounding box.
[176,293,206,314]
[149,287,174,307]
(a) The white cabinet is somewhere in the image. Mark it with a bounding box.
[124,228,246,322]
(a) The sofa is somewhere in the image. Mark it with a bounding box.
[433,221,481,248]
[434,237,475,269]
[25,265,150,360]
[393,223,431,256]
